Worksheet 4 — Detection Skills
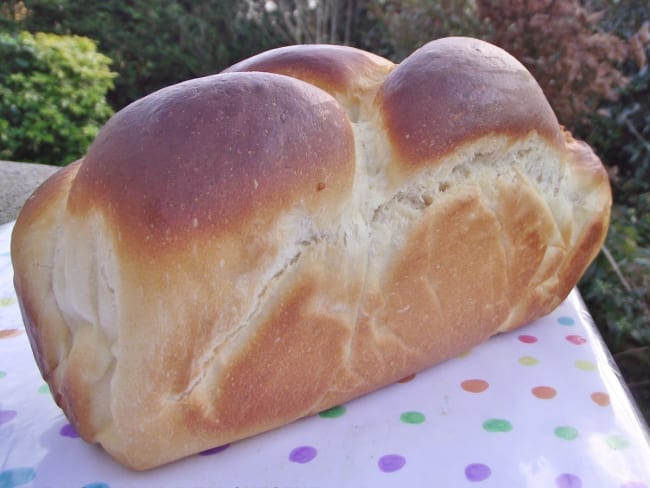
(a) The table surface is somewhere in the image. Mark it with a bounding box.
[1,220,649,488]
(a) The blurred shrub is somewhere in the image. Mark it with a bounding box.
[10,0,282,110]
[245,0,366,46]
[579,193,650,421]
[0,31,115,165]
[581,198,650,350]
[579,37,650,421]
[361,0,482,61]
[477,0,631,129]
[586,38,650,196]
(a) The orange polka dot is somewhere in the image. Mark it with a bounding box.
[461,379,489,393]
[532,386,557,399]
[397,373,416,384]
[591,392,610,407]
[0,329,22,339]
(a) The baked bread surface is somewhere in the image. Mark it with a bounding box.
[11,37,611,470]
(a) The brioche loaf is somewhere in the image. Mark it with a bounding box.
[11,37,611,470]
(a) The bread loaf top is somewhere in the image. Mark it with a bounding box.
[11,37,611,470]
[68,71,355,253]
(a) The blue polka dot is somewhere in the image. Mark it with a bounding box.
[0,467,36,488]
[82,483,110,488]
[557,316,575,326]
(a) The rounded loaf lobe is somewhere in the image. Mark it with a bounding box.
[378,37,565,167]
[224,44,394,101]
[68,72,356,253]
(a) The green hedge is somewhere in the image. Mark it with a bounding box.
[12,0,282,110]
[0,31,115,165]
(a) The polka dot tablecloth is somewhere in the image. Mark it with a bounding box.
[1,220,649,488]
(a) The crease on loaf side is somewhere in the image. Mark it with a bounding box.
[11,36,611,470]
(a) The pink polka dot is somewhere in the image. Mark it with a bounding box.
[397,373,416,383]
[518,334,538,344]
[566,335,586,345]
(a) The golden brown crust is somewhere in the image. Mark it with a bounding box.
[11,161,80,378]
[68,72,356,255]
[378,37,565,168]
[223,44,394,100]
[11,37,611,470]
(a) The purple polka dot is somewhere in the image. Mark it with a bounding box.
[556,473,582,488]
[465,463,492,481]
[289,446,317,464]
[0,410,17,424]
[199,444,230,456]
[59,423,80,438]
[378,454,406,473]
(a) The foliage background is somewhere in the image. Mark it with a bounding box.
[0,30,115,164]
[1,0,649,422]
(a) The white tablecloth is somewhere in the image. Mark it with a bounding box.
[1,220,649,487]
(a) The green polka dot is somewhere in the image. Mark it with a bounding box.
[319,405,346,418]
[400,411,426,424]
[0,297,16,307]
[0,371,5,379]
[483,418,512,433]
[457,350,472,358]
[606,435,630,450]
[38,383,50,394]
[555,426,579,440]
[575,360,596,371]
[518,356,539,366]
